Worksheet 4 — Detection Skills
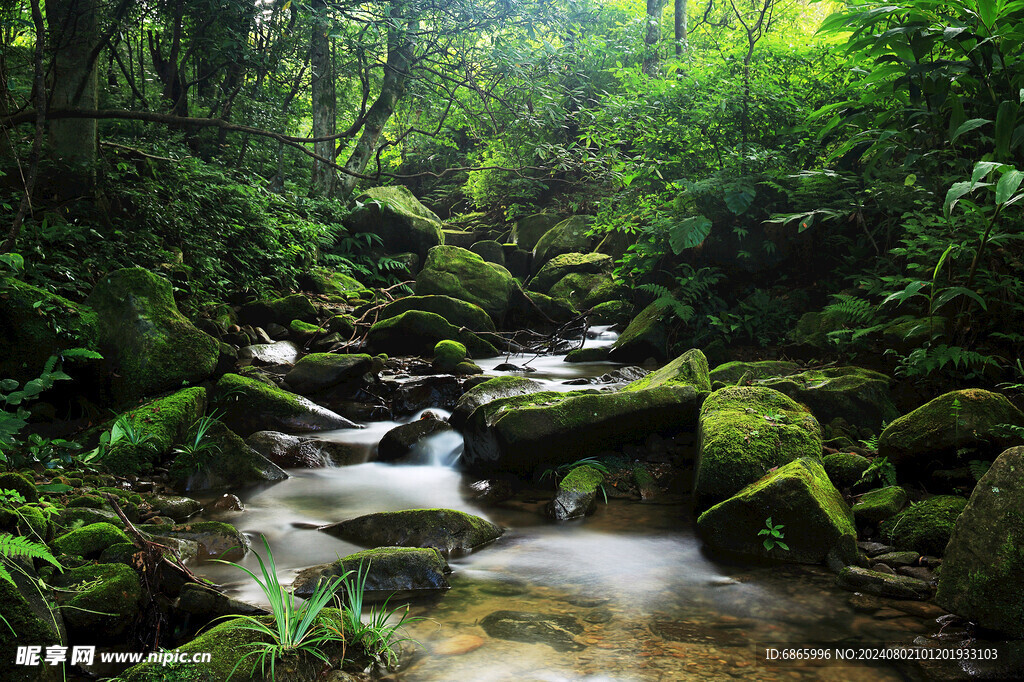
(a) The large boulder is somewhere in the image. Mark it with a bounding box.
[606,301,669,364]
[320,508,503,556]
[365,310,499,358]
[709,360,802,387]
[169,421,288,490]
[239,293,317,329]
[52,522,131,558]
[283,353,374,395]
[851,486,907,526]
[415,246,517,320]
[549,271,623,311]
[878,389,1024,472]
[531,216,595,272]
[86,267,218,402]
[0,276,98,384]
[51,563,142,641]
[346,185,444,263]
[936,446,1024,637]
[141,520,249,560]
[245,431,358,467]
[102,386,207,474]
[214,373,359,437]
[694,386,822,512]
[879,495,967,556]
[292,547,450,599]
[379,294,496,333]
[462,385,703,476]
[512,212,564,251]
[449,376,548,430]
[696,458,856,564]
[528,252,613,294]
[623,348,711,393]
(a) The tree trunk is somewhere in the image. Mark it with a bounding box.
[310,0,336,196]
[45,0,98,198]
[336,12,414,198]
[642,0,664,76]
[674,0,687,56]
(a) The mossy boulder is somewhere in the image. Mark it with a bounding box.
[300,266,367,299]
[141,493,202,521]
[606,301,669,364]
[380,294,496,332]
[449,376,548,429]
[879,495,967,556]
[623,348,711,393]
[239,293,317,329]
[513,212,564,251]
[836,566,933,600]
[470,239,506,266]
[57,506,123,530]
[879,389,1024,471]
[320,508,503,556]
[547,465,604,521]
[697,458,856,564]
[169,421,288,490]
[365,310,499,358]
[548,271,622,311]
[433,340,467,372]
[415,245,517,319]
[462,384,703,476]
[214,373,359,437]
[935,446,1024,637]
[292,546,450,599]
[455,360,482,375]
[86,267,218,402]
[51,563,142,641]
[694,386,823,512]
[520,291,579,323]
[589,299,633,326]
[7,504,52,539]
[852,486,908,526]
[102,386,207,473]
[0,276,98,385]
[289,319,324,337]
[141,520,249,560]
[822,452,871,489]
[376,417,454,463]
[0,471,39,503]
[709,360,802,387]
[529,252,613,294]
[347,185,444,263]
[564,347,610,363]
[52,522,131,558]
[531,216,595,272]
[0,570,64,682]
[284,353,374,395]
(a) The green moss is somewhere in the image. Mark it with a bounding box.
[607,301,668,363]
[348,185,443,263]
[326,314,356,337]
[548,271,622,310]
[525,291,579,322]
[305,267,365,298]
[366,310,499,358]
[529,252,612,293]
[0,576,62,682]
[0,471,39,503]
[564,347,610,363]
[822,452,871,488]
[380,294,496,333]
[169,421,287,489]
[289,319,324,335]
[415,245,517,319]
[52,522,131,557]
[708,360,801,386]
[852,486,907,525]
[531,216,595,269]
[141,520,249,560]
[85,267,218,403]
[589,300,633,326]
[880,495,967,556]
[513,213,564,251]
[624,348,711,392]
[694,386,822,512]
[51,563,142,637]
[560,465,604,494]
[101,386,207,474]
[433,340,467,371]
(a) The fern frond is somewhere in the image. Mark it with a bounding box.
[0,533,62,571]
[823,293,877,326]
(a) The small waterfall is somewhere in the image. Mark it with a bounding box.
[403,429,464,467]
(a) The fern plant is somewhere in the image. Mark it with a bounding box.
[0,533,62,634]
[857,456,897,488]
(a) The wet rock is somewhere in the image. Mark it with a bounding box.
[449,376,547,429]
[380,295,496,333]
[873,551,920,567]
[0,567,66,678]
[293,547,450,600]
[319,508,502,556]
[140,520,249,561]
[52,522,131,559]
[238,341,302,366]
[51,563,141,642]
[546,465,603,521]
[176,582,267,620]
[142,494,202,521]
[246,431,328,468]
[896,566,935,582]
[857,541,895,557]
[389,375,463,416]
[366,310,499,358]
[493,362,535,372]
[211,494,243,512]
[170,422,288,490]
[564,347,610,363]
[284,353,374,395]
[479,610,585,651]
[649,620,749,647]
[529,252,612,294]
[606,301,669,364]
[215,373,359,437]
[377,418,454,462]
[836,566,933,600]
[936,446,1024,637]
[822,452,872,489]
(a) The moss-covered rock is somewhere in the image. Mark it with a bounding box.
[531,216,595,272]
[623,348,711,393]
[470,239,506,266]
[283,353,374,395]
[215,373,358,437]
[564,347,610,363]
[822,452,871,489]
[365,310,499,358]
[52,522,131,558]
[852,486,908,526]
[141,520,249,560]
[697,458,856,564]
[0,276,98,385]
[935,446,1024,637]
[433,340,467,372]
[513,213,565,251]
[288,319,324,337]
[589,299,633,326]
[836,566,933,600]
[325,314,356,338]
[455,360,482,375]
[879,495,967,556]
[169,421,288,490]
[0,471,39,503]
[548,271,623,311]
[694,386,822,512]
[520,291,579,323]
[449,376,549,429]
[86,267,218,402]
[300,266,367,299]
[380,294,496,332]
[606,301,669,364]
[879,389,1024,471]
[141,493,202,521]
[102,386,207,474]
[708,360,802,387]
[51,562,141,640]
[292,546,450,599]
[320,508,502,556]
[239,293,318,329]
[462,384,702,476]
[9,504,52,540]
[0,569,64,682]
[57,506,123,530]
[347,185,444,263]
[529,252,612,294]
[547,465,604,521]
[415,245,517,319]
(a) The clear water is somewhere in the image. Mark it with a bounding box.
[194,329,940,680]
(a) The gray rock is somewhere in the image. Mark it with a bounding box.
[377,418,454,462]
[238,341,301,366]
[836,566,933,600]
[319,509,503,556]
[142,494,202,522]
[292,547,450,600]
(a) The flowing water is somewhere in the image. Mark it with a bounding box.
[194,329,943,681]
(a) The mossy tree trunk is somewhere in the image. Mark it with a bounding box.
[310,0,336,196]
[674,0,687,55]
[642,0,664,76]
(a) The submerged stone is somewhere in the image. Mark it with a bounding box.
[480,610,585,652]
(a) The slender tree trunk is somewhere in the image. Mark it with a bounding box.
[642,0,664,76]
[310,0,336,196]
[337,11,414,198]
[45,0,98,199]
[674,0,687,56]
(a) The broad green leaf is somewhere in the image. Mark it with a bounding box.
[944,180,975,215]
[995,101,1018,159]
[934,287,988,311]
[724,185,756,215]
[977,0,996,28]
[668,216,712,254]
[995,168,1024,205]
[950,118,990,142]
[972,161,1002,185]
